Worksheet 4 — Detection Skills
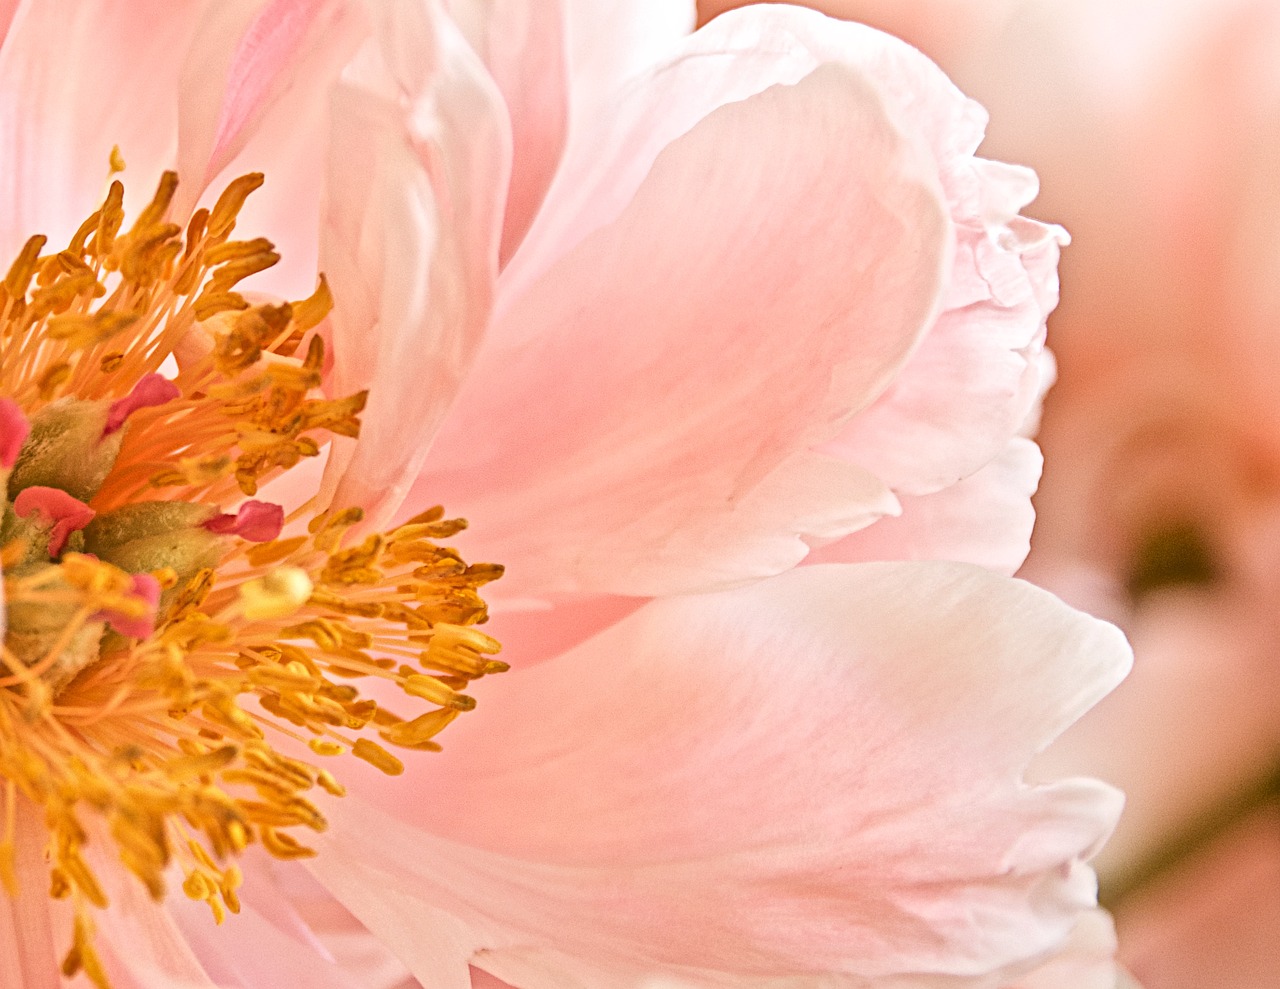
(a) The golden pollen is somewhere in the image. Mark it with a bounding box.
[0,167,503,986]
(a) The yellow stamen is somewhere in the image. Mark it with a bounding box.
[0,166,503,983]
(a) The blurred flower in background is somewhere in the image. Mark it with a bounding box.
[701,0,1280,985]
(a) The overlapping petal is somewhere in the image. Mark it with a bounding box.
[812,437,1043,575]
[418,19,956,599]
[318,0,512,524]
[560,0,695,124]
[1008,911,1124,989]
[175,0,353,204]
[444,0,569,262]
[826,170,1064,497]
[0,0,212,258]
[0,803,60,989]
[502,6,949,306]
[170,0,366,296]
[411,6,1063,610]
[0,1,20,49]
[312,563,1129,987]
[153,864,413,989]
[675,7,1064,578]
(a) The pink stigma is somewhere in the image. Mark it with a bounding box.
[104,374,181,435]
[95,573,161,639]
[203,500,285,542]
[14,486,96,556]
[0,398,30,468]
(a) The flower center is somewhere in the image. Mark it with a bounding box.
[1125,517,1219,600]
[0,161,503,985]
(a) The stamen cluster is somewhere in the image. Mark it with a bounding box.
[0,164,503,985]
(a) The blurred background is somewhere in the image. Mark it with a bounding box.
[696,2,1280,986]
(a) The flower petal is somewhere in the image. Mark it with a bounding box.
[445,0,569,263]
[0,1,18,54]
[93,875,220,989]
[314,562,1129,986]
[469,969,516,989]
[697,0,1027,57]
[158,862,412,989]
[317,0,512,526]
[418,50,949,597]
[304,835,484,989]
[810,436,1043,576]
[1009,910,1124,989]
[175,0,347,195]
[560,0,694,116]
[825,170,1065,496]
[0,0,209,257]
[0,801,60,989]
[503,5,885,302]
[174,0,367,297]
[1029,584,1280,879]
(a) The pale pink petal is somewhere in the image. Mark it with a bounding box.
[0,801,60,989]
[0,0,18,46]
[0,0,211,258]
[176,0,343,195]
[824,164,1065,497]
[303,836,483,989]
[161,862,411,989]
[561,0,694,117]
[470,969,515,989]
[318,0,511,526]
[176,0,367,297]
[477,591,638,673]
[810,437,1043,576]
[313,563,1129,986]
[417,55,949,597]
[445,0,569,263]
[93,873,220,989]
[656,11,1063,510]
[502,5,880,304]
[251,864,415,988]
[1008,910,1125,989]
[698,0,1027,57]
[1019,346,1058,439]
[1029,584,1280,879]
[506,4,997,305]
[0,0,354,289]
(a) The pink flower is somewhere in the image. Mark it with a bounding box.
[1010,5,1280,980]
[0,2,1127,988]
[1116,805,1280,989]
[983,0,1280,883]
